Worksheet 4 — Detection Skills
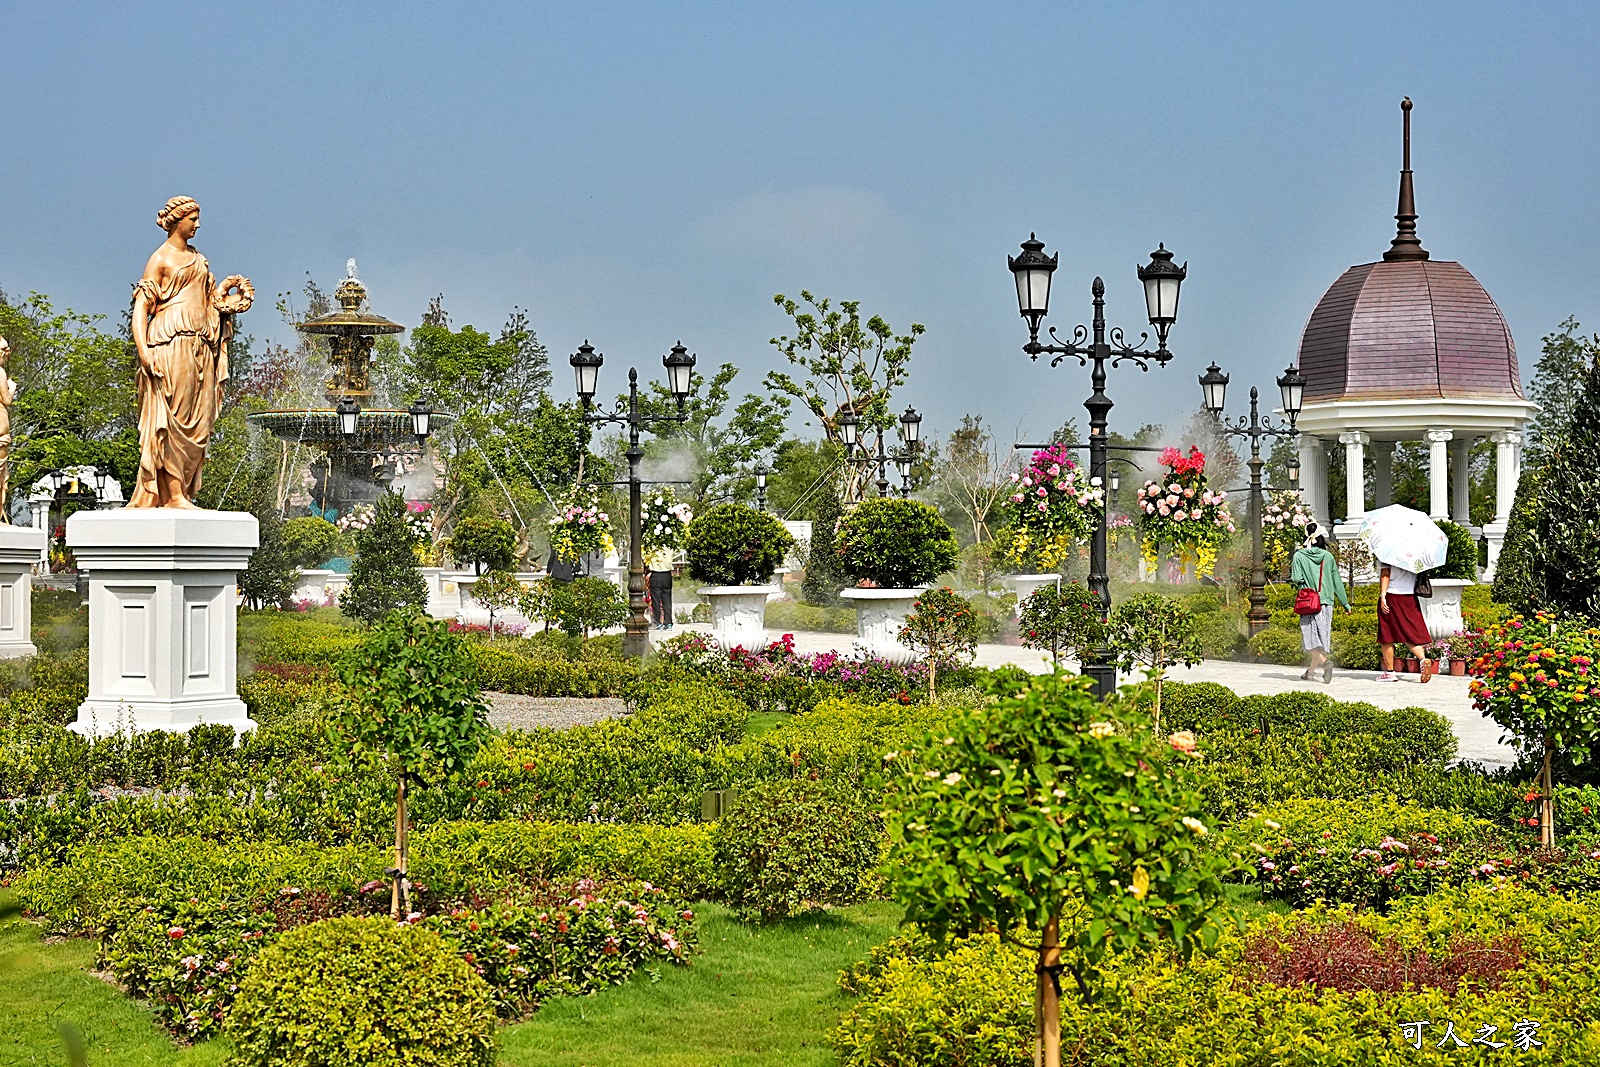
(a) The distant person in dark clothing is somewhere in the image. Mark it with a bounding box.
[546,548,578,583]
[646,546,674,629]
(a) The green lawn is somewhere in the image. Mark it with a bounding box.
[0,892,231,1067]
[0,890,900,1067]
[499,902,901,1067]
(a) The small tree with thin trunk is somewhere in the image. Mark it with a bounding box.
[897,586,980,697]
[470,568,523,637]
[335,612,489,918]
[1107,592,1203,732]
[885,671,1225,1067]
[1019,582,1103,666]
[1468,612,1600,847]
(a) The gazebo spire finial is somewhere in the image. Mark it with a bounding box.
[1384,96,1430,262]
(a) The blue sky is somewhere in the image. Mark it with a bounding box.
[3,2,1597,443]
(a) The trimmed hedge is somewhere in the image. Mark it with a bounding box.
[835,886,1600,1065]
[227,917,497,1066]
[469,643,642,696]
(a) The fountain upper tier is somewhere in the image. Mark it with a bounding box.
[297,270,404,404]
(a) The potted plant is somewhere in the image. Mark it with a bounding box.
[1134,446,1235,581]
[1420,519,1478,641]
[548,485,614,565]
[1000,444,1102,600]
[835,498,960,663]
[684,503,794,650]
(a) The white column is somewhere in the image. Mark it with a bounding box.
[1339,431,1369,521]
[1490,430,1521,521]
[1373,441,1395,509]
[1425,429,1452,520]
[1450,437,1473,525]
[1334,431,1369,541]
[1297,435,1329,529]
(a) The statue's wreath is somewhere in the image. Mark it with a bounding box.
[212,275,254,315]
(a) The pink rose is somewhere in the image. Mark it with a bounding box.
[1158,505,1170,516]
[1183,487,1195,498]
[1049,464,1061,476]
[1037,502,1048,512]
[1037,487,1048,497]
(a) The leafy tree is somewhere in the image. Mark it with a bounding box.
[762,438,841,521]
[470,568,523,637]
[1019,582,1104,666]
[884,671,1225,1066]
[281,516,345,570]
[1492,466,1542,615]
[447,516,517,575]
[1526,316,1600,461]
[801,479,847,607]
[547,576,627,637]
[766,291,923,501]
[898,587,980,696]
[340,492,428,624]
[630,362,791,505]
[835,498,960,589]
[238,491,297,610]
[393,298,551,420]
[1107,593,1204,730]
[335,612,490,916]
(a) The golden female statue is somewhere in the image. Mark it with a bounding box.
[129,196,252,508]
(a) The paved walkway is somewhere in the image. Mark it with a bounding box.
[669,625,1516,768]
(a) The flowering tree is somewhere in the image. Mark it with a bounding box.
[898,587,981,697]
[548,485,613,563]
[1469,612,1600,846]
[1134,446,1235,580]
[1019,582,1104,666]
[1261,489,1314,577]
[1002,444,1103,572]
[884,672,1225,1067]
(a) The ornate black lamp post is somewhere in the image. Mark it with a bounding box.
[838,406,922,500]
[569,340,696,659]
[1008,234,1187,699]
[753,462,769,512]
[1199,362,1307,635]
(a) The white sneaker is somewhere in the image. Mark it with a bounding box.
[1376,672,1401,682]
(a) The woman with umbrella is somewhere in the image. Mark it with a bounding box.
[1361,505,1446,683]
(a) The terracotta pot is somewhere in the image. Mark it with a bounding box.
[1450,660,1467,677]
[1404,657,1420,673]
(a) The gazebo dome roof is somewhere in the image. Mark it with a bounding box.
[1297,98,1524,405]
[1298,258,1522,403]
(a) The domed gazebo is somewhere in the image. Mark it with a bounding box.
[1293,99,1535,577]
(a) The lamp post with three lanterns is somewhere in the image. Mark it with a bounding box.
[1198,362,1307,637]
[568,340,697,658]
[837,406,923,501]
[1007,233,1187,699]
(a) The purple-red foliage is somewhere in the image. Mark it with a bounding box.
[1244,920,1526,994]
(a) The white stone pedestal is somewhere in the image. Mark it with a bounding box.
[700,585,777,651]
[1421,578,1472,642]
[0,525,47,658]
[841,587,927,665]
[65,509,258,738]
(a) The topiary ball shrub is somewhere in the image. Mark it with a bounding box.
[685,503,795,586]
[1424,519,1479,581]
[1247,624,1305,666]
[227,916,496,1067]
[835,498,960,589]
[712,778,882,921]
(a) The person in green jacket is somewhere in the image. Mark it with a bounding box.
[1289,522,1351,683]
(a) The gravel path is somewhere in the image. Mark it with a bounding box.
[486,693,628,732]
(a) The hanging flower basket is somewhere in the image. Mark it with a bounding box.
[549,486,612,563]
[641,487,693,553]
[1001,444,1103,572]
[1261,489,1315,576]
[1135,446,1235,580]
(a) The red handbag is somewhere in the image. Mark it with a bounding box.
[1293,560,1324,616]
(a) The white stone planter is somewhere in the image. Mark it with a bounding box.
[700,585,778,651]
[1421,578,1472,642]
[840,587,927,665]
[1007,573,1060,609]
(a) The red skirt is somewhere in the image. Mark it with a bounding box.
[1378,593,1431,647]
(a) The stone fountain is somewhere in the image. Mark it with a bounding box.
[247,261,451,517]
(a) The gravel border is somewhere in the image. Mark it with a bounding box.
[486,693,628,732]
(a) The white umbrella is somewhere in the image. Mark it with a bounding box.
[1359,505,1448,573]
